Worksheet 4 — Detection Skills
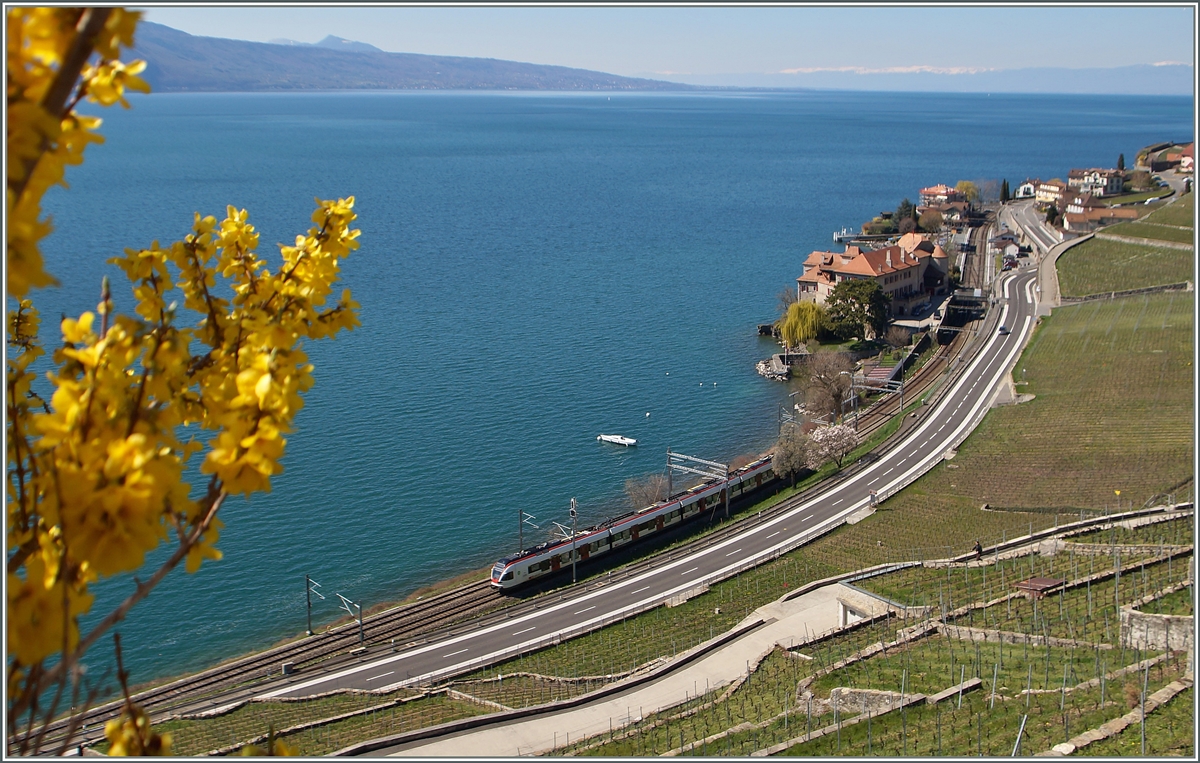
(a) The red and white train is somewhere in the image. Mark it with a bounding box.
[490,455,776,589]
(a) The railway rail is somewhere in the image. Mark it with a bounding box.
[38,221,998,752]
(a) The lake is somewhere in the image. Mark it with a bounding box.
[32,88,1193,685]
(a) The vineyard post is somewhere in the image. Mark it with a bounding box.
[1012,714,1028,756]
[1140,662,1148,755]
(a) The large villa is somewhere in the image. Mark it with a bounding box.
[795,231,951,318]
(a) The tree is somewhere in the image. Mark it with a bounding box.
[6,8,355,755]
[883,325,911,349]
[825,278,890,341]
[773,423,810,487]
[1045,206,1059,225]
[955,180,980,205]
[1129,170,1154,191]
[776,286,797,314]
[801,352,854,422]
[779,301,825,350]
[918,209,943,232]
[1000,179,1011,203]
[625,473,668,509]
[1117,153,1125,172]
[805,424,860,470]
[894,198,917,225]
[898,216,917,235]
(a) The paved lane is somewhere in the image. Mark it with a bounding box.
[260,271,1040,699]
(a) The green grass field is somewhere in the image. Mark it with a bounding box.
[1057,238,1193,297]
[1137,586,1195,617]
[1082,686,1194,757]
[876,293,1193,515]
[1142,193,1194,228]
[1103,221,1195,244]
[1101,187,1174,206]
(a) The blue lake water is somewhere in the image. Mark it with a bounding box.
[32,89,1192,686]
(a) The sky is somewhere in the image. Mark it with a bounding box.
[139,4,1196,83]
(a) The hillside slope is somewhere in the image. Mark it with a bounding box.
[131,22,690,92]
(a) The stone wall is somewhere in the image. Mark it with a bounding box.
[1119,608,1193,651]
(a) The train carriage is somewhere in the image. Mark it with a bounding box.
[490,456,775,589]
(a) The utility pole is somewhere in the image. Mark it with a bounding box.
[520,510,538,554]
[570,497,578,584]
[337,593,364,647]
[305,575,324,636]
[666,446,672,498]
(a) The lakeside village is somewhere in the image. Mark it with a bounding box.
[756,140,1194,425]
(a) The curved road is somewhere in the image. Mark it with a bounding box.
[256,270,1041,701]
[1001,199,1061,255]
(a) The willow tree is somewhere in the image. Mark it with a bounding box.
[7,8,358,755]
[779,301,825,353]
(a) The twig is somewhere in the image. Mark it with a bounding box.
[30,489,227,699]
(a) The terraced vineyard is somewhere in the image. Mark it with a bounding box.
[1058,238,1193,297]
[1103,220,1195,244]
[1141,192,1195,228]
[553,526,1193,757]
[876,292,1193,514]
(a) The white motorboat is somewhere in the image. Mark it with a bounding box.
[597,434,637,447]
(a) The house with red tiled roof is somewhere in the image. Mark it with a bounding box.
[919,183,964,207]
[1181,143,1194,174]
[797,234,949,318]
[1035,179,1069,207]
[1062,193,1139,231]
[916,200,970,225]
[1067,168,1124,196]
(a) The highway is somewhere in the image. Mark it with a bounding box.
[257,269,1042,701]
[1001,199,1061,254]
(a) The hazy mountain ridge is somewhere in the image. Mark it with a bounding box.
[656,65,1194,96]
[132,22,691,92]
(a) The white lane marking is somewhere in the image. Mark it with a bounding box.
[443,649,468,658]
[883,468,894,476]
[512,627,536,636]
[262,298,1030,699]
[766,531,780,539]
[832,499,843,505]
[367,671,395,682]
[574,605,596,615]
[725,549,742,557]
[632,586,650,594]
[681,567,698,576]
[868,477,879,485]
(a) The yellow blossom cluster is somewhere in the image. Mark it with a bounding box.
[7,7,147,298]
[6,8,356,757]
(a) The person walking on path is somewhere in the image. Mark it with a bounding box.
[973,540,983,560]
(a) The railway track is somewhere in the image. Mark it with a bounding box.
[34,581,504,751]
[38,223,1000,753]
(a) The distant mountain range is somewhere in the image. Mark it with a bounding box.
[131,22,1193,97]
[655,66,1194,96]
[130,22,689,92]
